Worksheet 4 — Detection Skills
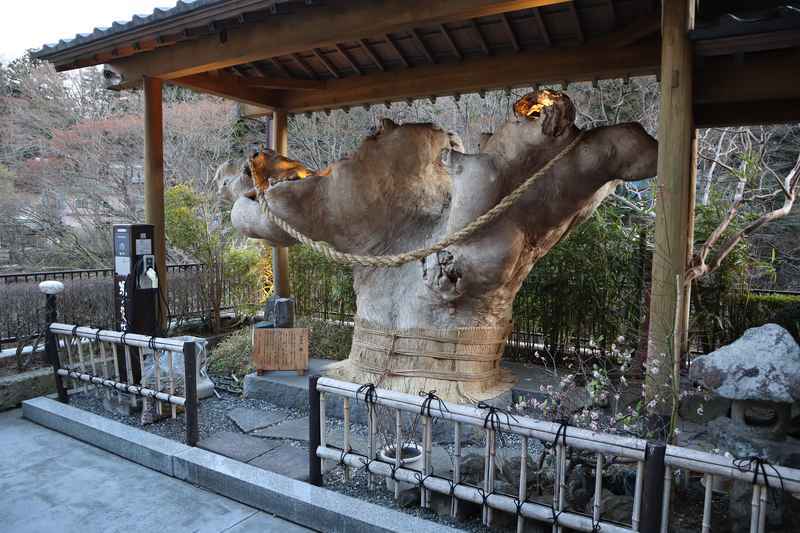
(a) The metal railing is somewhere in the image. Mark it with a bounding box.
[1,263,262,347]
[0,263,204,284]
[46,322,199,446]
[309,377,800,533]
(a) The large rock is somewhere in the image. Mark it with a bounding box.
[690,324,800,402]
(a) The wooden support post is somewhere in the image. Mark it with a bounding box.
[144,77,168,330]
[645,0,696,421]
[271,109,291,300]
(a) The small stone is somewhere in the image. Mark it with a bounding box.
[252,416,310,441]
[227,407,287,433]
[198,430,281,462]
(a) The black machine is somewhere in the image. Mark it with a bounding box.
[113,224,160,338]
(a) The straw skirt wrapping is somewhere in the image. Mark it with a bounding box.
[325,318,516,403]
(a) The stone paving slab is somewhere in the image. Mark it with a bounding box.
[253,416,310,441]
[249,442,316,480]
[2,409,283,533]
[228,406,288,433]
[199,430,282,463]
[225,511,311,532]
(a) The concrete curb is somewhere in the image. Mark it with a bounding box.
[174,446,459,533]
[22,396,188,476]
[22,396,460,533]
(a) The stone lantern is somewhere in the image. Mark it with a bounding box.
[690,323,800,531]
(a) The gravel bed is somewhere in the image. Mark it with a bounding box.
[68,390,306,443]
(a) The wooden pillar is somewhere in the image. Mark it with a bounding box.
[271,109,291,299]
[144,77,168,329]
[645,0,696,417]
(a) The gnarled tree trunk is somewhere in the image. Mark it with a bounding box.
[220,91,658,402]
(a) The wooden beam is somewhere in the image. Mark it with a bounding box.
[501,14,521,52]
[533,8,551,46]
[440,24,463,60]
[271,109,291,300]
[411,29,436,64]
[335,43,363,75]
[646,0,695,417]
[567,3,584,44]
[469,20,491,55]
[360,39,385,71]
[281,40,659,111]
[107,0,568,86]
[695,48,800,105]
[384,34,410,68]
[313,48,342,78]
[269,58,292,78]
[695,99,800,128]
[143,77,168,328]
[250,62,270,77]
[248,77,326,90]
[170,73,284,107]
[292,53,318,79]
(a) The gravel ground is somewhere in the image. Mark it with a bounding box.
[68,389,307,443]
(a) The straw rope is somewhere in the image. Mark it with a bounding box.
[255,131,585,268]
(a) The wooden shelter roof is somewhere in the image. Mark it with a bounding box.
[33,0,800,126]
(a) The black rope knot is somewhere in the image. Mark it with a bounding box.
[413,471,434,490]
[419,390,449,419]
[544,417,570,450]
[476,401,519,432]
[512,496,526,517]
[733,454,785,507]
[71,325,79,337]
[475,487,495,510]
[356,383,378,405]
[148,335,158,351]
[94,329,102,343]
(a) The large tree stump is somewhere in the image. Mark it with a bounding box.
[220,91,658,402]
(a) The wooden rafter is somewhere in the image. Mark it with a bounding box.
[281,40,659,111]
[533,8,551,46]
[104,0,570,86]
[250,62,270,77]
[269,58,292,78]
[568,3,584,44]
[335,43,363,75]
[291,53,318,79]
[469,20,491,55]
[171,72,283,107]
[500,14,520,52]
[360,38,385,71]
[384,34,410,68]
[230,64,248,77]
[410,29,436,64]
[439,24,463,60]
[605,0,616,28]
[313,48,341,78]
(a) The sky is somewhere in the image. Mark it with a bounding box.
[0,0,171,64]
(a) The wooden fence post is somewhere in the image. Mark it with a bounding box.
[41,281,68,403]
[308,374,323,486]
[183,341,199,446]
[640,442,667,533]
